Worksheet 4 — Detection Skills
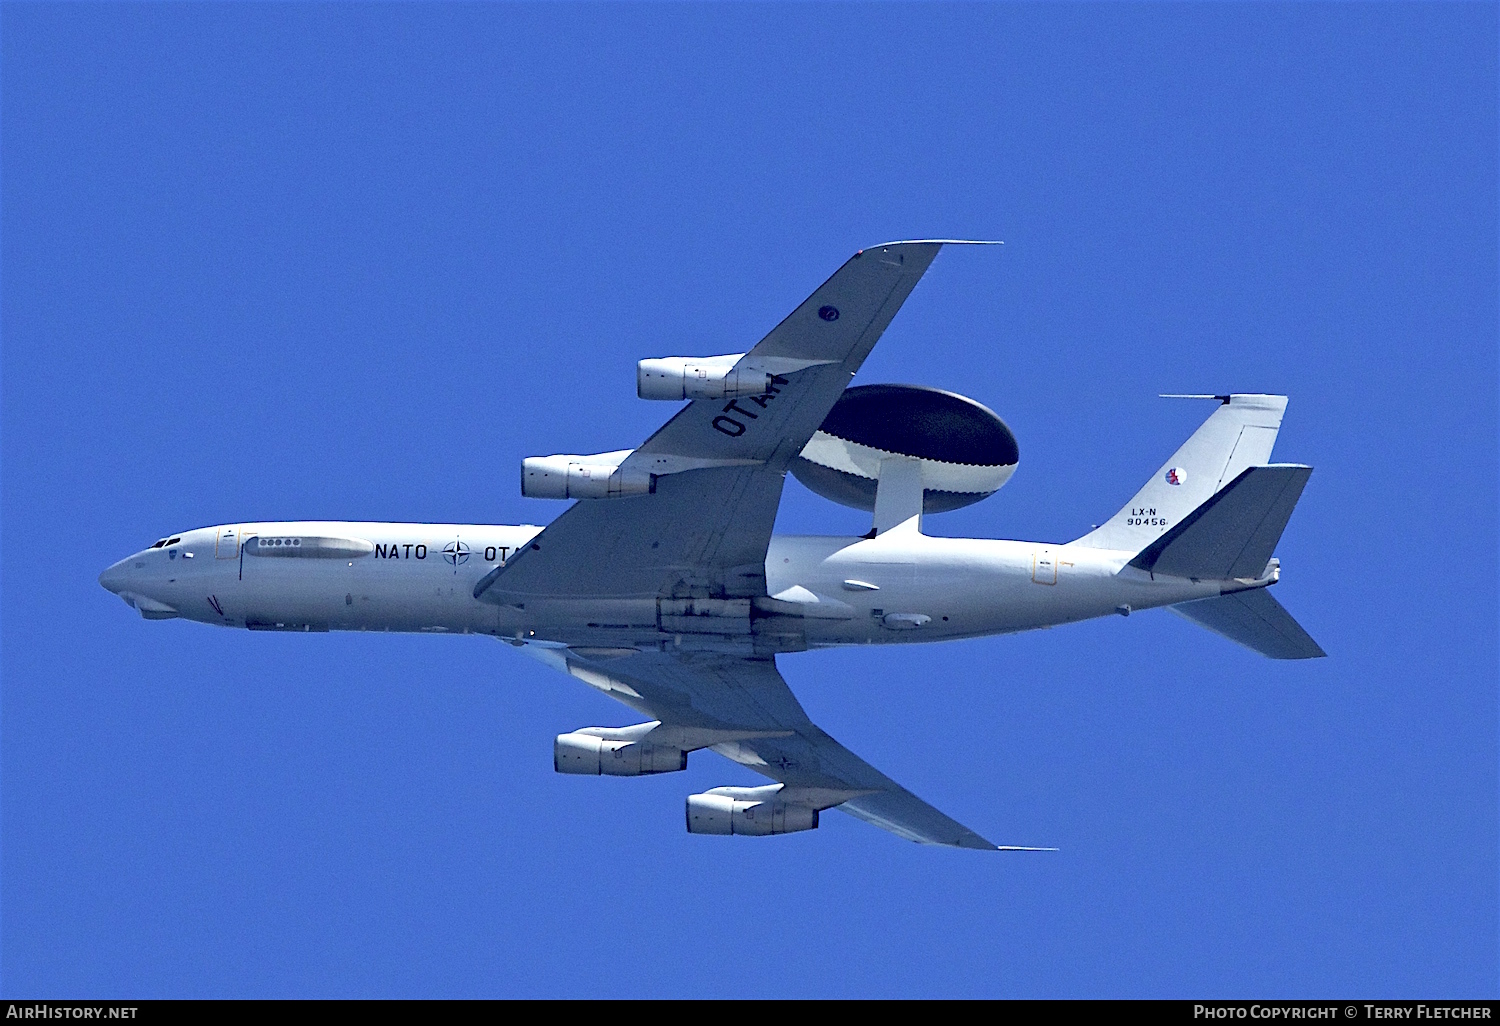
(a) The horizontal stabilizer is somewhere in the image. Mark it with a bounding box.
[1129,464,1312,580]
[1171,588,1326,659]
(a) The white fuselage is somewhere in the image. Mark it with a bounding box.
[99,521,1241,648]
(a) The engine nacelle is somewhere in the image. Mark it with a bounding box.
[521,450,652,500]
[685,785,819,836]
[637,354,773,401]
[554,732,687,776]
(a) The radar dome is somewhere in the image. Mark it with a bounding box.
[790,384,1018,514]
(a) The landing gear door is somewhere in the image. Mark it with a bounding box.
[215,525,243,560]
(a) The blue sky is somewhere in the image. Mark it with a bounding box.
[3,2,1495,998]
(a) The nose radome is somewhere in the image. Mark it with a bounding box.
[98,559,132,594]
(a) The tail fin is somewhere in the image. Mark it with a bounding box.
[1171,588,1326,659]
[1076,394,1288,552]
[1128,464,1312,580]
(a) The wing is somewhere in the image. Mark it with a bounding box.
[538,646,1045,850]
[477,241,947,604]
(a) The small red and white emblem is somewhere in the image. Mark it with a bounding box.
[1165,467,1188,486]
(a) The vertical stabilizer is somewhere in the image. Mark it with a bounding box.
[1075,394,1287,552]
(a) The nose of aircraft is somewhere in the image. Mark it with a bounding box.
[98,557,134,594]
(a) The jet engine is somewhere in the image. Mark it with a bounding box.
[790,384,1019,513]
[685,784,819,836]
[554,730,687,776]
[637,354,774,401]
[521,450,652,500]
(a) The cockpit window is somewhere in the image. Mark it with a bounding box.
[150,538,169,549]
[167,537,181,545]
